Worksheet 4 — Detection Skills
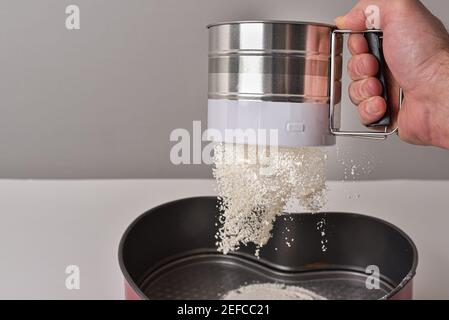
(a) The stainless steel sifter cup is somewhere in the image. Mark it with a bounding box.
[207,21,401,147]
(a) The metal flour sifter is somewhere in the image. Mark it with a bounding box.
[207,21,401,147]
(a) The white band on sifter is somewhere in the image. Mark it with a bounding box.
[207,99,336,147]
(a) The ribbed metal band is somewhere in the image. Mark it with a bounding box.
[208,21,343,103]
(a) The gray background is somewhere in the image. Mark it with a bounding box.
[0,0,448,179]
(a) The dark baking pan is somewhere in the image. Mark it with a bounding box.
[119,197,417,300]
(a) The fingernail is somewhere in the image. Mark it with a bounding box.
[335,16,345,29]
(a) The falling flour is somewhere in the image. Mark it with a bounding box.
[222,283,326,300]
[212,143,327,254]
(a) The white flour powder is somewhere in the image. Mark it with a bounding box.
[212,143,327,254]
[222,283,326,300]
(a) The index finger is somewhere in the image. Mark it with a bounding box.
[348,34,369,55]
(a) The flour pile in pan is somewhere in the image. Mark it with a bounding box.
[212,143,327,254]
[222,283,326,300]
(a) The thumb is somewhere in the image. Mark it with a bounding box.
[335,0,389,30]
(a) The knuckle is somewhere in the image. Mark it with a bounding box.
[356,81,366,99]
[364,77,381,96]
[355,56,366,75]
[349,82,361,102]
[394,0,412,10]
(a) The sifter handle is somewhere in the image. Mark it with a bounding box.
[364,32,390,127]
[329,29,401,139]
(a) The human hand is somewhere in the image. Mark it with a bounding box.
[336,0,449,149]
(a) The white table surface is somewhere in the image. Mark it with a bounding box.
[0,179,447,299]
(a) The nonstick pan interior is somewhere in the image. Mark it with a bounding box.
[119,197,417,300]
